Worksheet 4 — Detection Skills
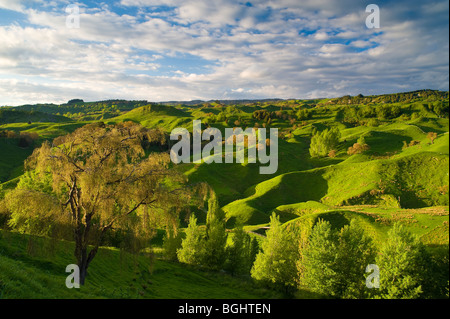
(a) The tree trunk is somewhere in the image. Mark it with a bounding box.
[78,251,88,286]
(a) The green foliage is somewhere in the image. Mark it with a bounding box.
[298,219,337,296]
[347,135,370,155]
[376,105,402,120]
[5,189,63,236]
[430,101,449,118]
[343,106,359,125]
[298,219,376,298]
[0,229,278,299]
[224,226,257,275]
[374,223,429,299]
[163,224,183,262]
[358,105,376,118]
[296,109,311,121]
[202,196,227,270]
[334,221,376,298]
[309,127,341,157]
[16,170,53,194]
[251,213,299,290]
[0,91,448,298]
[177,198,228,270]
[177,214,204,266]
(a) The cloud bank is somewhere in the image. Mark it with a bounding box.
[0,0,448,105]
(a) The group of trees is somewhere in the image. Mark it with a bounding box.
[309,127,373,158]
[252,110,274,123]
[309,127,341,158]
[173,208,448,298]
[296,109,312,121]
[427,101,449,118]
[327,90,448,106]
[342,104,402,126]
[171,195,258,275]
[254,214,448,298]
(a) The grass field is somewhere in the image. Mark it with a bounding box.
[0,230,287,299]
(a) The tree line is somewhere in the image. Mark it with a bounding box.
[171,210,449,299]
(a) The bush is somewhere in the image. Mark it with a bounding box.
[366,118,380,127]
[427,132,438,144]
[296,109,311,121]
[376,105,402,120]
[431,101,449,118]
[202,196,227,270]
[402,140,421,150]
[347,143,370,155]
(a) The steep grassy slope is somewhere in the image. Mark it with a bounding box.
[223,148,449,225]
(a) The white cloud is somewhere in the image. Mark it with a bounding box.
[0,0,448,105]
[0,0,25,12]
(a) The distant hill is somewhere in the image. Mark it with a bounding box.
[0,109,72,125]
[323,89,449,106]
[2,100,150,121]
[158,98,284,106]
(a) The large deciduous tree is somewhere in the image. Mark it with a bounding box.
[298,219,376,298]
[251,213,299,291]
[11,121,188,284]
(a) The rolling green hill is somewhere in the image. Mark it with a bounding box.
[0,109,72,125]
[0,90,448,299]
[111,104,193,131]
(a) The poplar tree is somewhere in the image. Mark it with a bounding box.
[298,219,375,298]
[251,213,299,290]
[375,223,428,299]
[202,195,227,270]
[225,225,255,275]
[177,214,204,266]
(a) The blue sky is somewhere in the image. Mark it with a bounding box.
[0,0,448,105]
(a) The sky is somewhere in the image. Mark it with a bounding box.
[0,0,448,106]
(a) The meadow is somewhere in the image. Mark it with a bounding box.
[0,90,448,299]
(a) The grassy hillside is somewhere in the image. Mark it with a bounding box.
[222,138,449,225]
[111,104,194,131]
[0,230,282,299]
[0,109,72,125]
[0,90,448,299]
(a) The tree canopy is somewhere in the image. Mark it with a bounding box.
[5,121,191,284]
